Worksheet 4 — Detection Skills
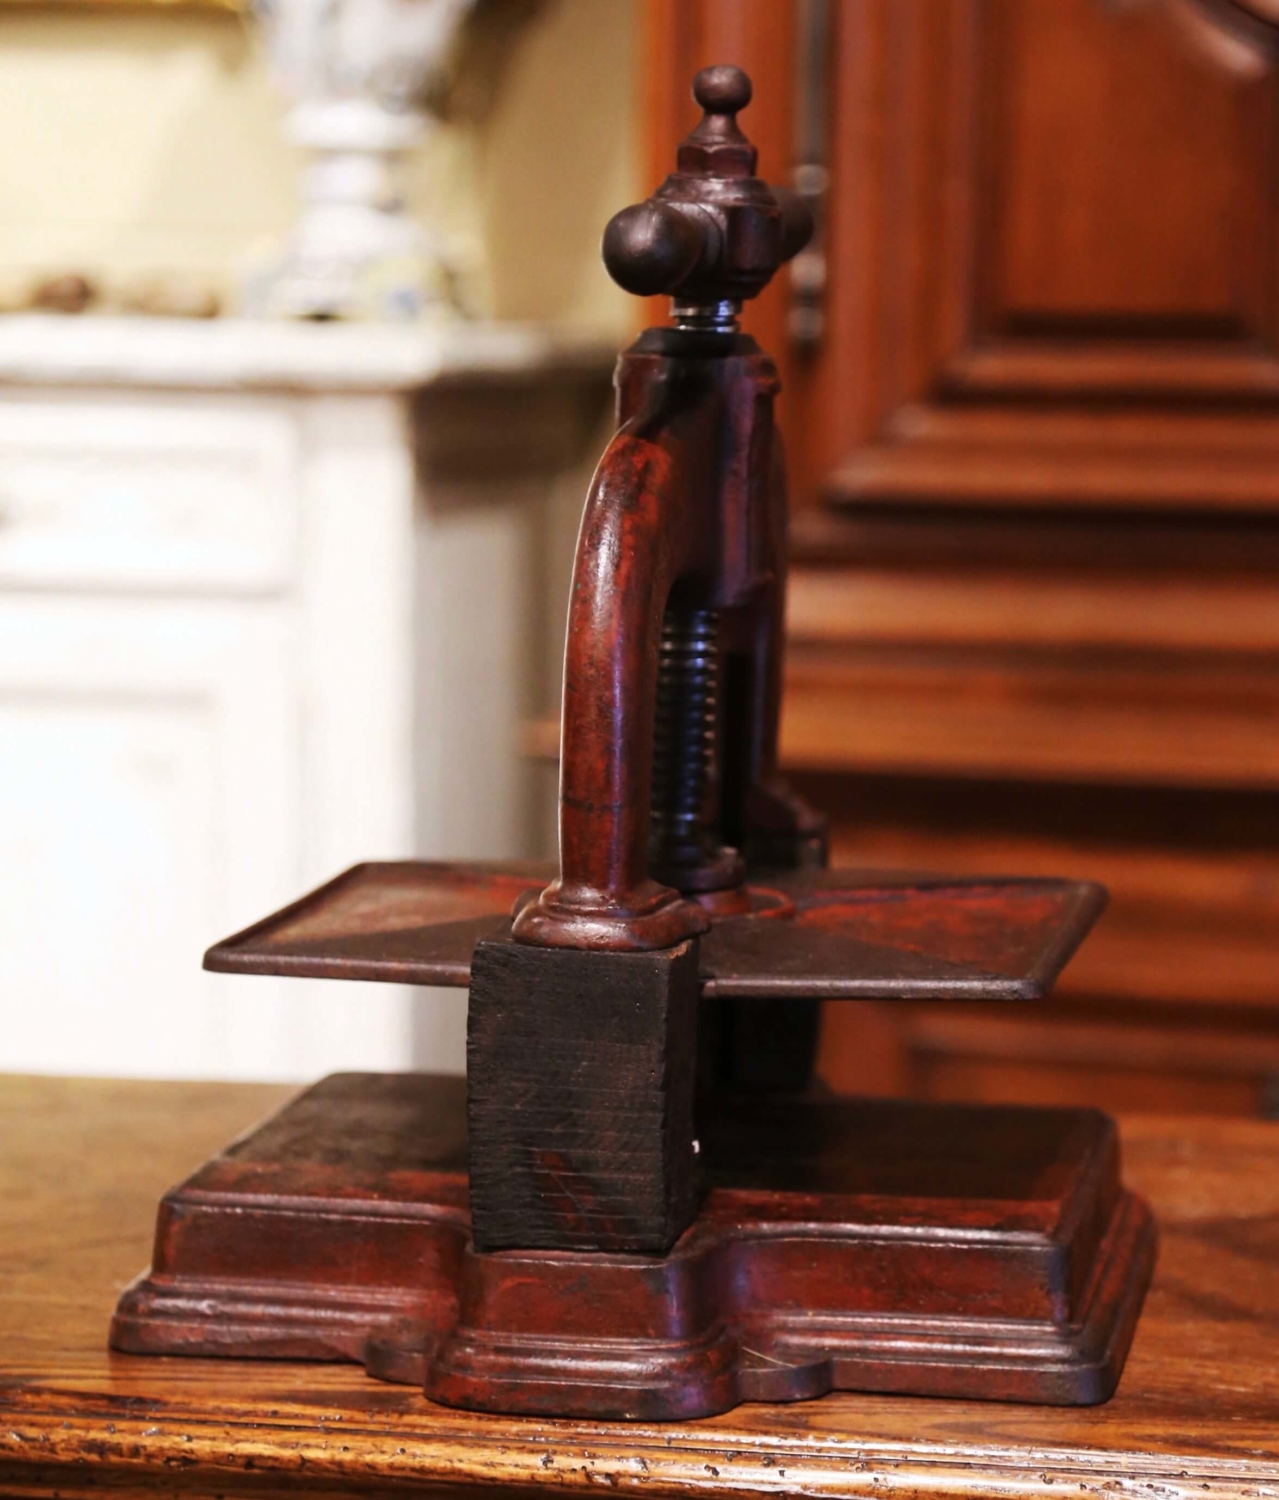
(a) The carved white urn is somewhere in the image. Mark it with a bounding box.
[247,0,475,321]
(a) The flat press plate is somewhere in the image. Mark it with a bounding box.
[204,861,1105,1001]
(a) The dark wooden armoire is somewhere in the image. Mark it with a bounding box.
[644,0,1279,1115]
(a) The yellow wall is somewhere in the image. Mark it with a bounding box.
[474,0,636,328]
[0,0,637,333]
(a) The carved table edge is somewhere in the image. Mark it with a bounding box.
[2,1410,1278,1499]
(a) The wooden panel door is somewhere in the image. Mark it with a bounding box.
[647,0,1279,510]
[821,0,1279,514]
[644,0,1279,1115]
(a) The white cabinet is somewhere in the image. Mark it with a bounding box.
[0,397,297,594]
[0,317,609,1082]
[0,595,300,1078]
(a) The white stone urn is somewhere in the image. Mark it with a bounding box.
[247,0,476,321]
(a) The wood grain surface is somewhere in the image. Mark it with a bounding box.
[640,0,1279,1122]
[3,1074,1279,1500]
[467,935,700,1252]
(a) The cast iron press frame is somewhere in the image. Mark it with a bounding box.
[112,67,1154,1419]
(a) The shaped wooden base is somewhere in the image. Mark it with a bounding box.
[111,1072,1155,1418]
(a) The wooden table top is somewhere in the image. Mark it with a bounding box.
[2,1074,1278,1500]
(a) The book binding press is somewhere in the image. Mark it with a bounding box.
[113,67,1155,1419]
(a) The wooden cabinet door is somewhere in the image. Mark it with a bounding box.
[648,0,1279,514]
[645,0,1279,1115]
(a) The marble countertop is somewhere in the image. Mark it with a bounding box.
[0,315,618,393]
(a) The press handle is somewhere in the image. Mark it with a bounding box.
[600,65,812,308]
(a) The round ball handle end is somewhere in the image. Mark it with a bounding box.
[602,201,707,298]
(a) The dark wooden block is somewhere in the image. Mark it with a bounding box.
[466,930,700,1253]
[112,1071,1156,1418]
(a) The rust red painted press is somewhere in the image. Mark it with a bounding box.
[114,66,1155,1417]
[113,1074,1154,1417]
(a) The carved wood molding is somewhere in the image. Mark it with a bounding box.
[818,0,1279,513]
[643,0,1279,516]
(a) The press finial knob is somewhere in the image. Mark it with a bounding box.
[693,64,751,114]
[601,65,812,312]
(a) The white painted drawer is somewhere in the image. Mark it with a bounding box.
[0,394,298,593]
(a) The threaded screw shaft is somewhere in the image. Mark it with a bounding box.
[650,606,720,876]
